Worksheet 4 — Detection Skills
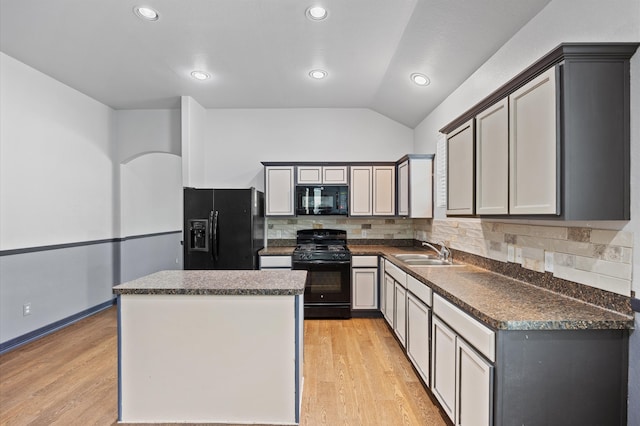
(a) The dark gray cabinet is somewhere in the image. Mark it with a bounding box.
[441,43,639,220]
[494,329,628,426]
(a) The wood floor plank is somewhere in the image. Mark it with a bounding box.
[0,307,447,425]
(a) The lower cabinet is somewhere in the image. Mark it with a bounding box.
[407,293,431,386]
[383,274,395,327]
[432,316,493,426]
[381,258,628,426]
[383,260,407,334]
[351,256,379,310]
[431,294,494,426]
[431,316,458,421]
[393,282,407,347]
[457,339,493,426]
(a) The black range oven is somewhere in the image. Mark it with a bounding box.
[292,229,351,319]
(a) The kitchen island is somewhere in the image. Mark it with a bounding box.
[113,269,307,425]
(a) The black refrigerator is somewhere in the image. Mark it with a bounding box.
[183,187,265,270]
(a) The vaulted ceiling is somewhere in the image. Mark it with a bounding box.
[0,0,551,127]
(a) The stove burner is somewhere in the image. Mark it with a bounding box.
[293,229,351,262]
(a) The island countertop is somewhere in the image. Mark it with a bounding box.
[112,269,307,296]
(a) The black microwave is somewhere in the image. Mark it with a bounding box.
[295,185,348,216]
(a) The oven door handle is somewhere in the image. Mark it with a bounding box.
[293,260,352,266]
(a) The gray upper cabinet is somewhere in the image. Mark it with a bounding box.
[475,98,509,215]
[441,43,638,220]
[446,120,475,216]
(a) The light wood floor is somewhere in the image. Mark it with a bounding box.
[0,307,448,426]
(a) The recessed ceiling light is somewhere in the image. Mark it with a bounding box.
[309,69,328,79]
[134,6,159,21]
[411,73,430,86]
[191,71,211,81]
[306,6,328,20]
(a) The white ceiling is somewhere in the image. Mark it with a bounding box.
[0,0,550,128]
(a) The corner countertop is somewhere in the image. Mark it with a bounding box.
[113,270,307,296]
[259,244,633,330]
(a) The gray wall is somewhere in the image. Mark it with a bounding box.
[0,242,117,343]
[0,232,182,348]
[120,232,183,283]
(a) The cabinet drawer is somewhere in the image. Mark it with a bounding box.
[407,275,432,307]
[433,294,495,362]
[352,256,378,268]
[260,255,292,269]
[384,260,407,287]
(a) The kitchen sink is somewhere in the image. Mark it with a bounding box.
[402,258,454,266]
[394,253,439,261]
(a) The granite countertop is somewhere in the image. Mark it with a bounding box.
[259,246,296,255]
[113,270,307,296]
[259,244,633,330]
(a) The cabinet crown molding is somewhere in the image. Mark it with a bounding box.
[439,42,639,135]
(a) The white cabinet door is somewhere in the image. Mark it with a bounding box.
[410,157,433,218]
[373,166,395,216]
[446,120,475,215]
[407,293,431,385]
[476,99,509,215]
[350,166,373,216]
[265,166,295,216]
[393,282,407,348]
[509,67,558,215]
[432,316,457,423]
[322,166,348,184]
[297,166,322,184]
[352,268,378,310]
[383,274,395,327]
[456,339,493,426]
[380,260,386,317]
[397,160,409,216]
[398,156,434,218]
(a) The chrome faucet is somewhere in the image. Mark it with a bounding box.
[421,241,452,261]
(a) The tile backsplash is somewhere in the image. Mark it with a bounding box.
[415,219,633,297]
[267,217,414,241]
[268,217,633,297]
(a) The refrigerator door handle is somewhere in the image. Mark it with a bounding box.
[211,210,219,262]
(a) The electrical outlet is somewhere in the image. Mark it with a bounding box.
[23,303,31,316]
[362,230,367,237]
[507,245,515,262]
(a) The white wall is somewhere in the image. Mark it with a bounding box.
[0,52,117,344]
[120,153,182,237]
[0,52,115,250]
[181,96,207,188]
[412,2,640,422]
[115,109,181,163]
[413,0,640,293]
[115,109,182,238]
[195,108,413,189]
[115,109,184,283]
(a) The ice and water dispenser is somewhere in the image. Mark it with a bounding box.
[188,219,209,252]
